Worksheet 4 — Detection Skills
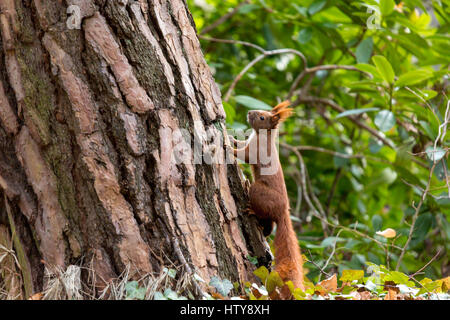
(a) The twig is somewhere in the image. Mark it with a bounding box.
[409,249,442,279]
[282,143,329,236]
[199,1,250,35]
[401,179,449,200]
[293,145,392,165]
[442,158,450,199]
[198,35,265,52]
[306,249,331,278]
[292,96,395,149]
[281,142,401,251]
[318,229,343,282]
[199,36,307,102]
[223,48,307,102]
[396,161,438,271]
[287,65,371,99]
[326,168,342,217]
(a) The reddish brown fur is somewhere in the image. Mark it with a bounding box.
[229,101,304,298]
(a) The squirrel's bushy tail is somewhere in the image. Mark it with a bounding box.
[273,212,305,298]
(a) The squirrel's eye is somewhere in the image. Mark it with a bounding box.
[260,116,265,120]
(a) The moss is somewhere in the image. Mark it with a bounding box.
[16,48,53,146]
[5,203,33,297]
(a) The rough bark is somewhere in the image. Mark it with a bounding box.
[0,0,270,298]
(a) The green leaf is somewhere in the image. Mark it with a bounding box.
[223,101,236,124]
[254,266,269,283]
[320,236,346,248]
[308,0,327,15]
[163,267,177,279]
[235,95,272,110]
[354,63,381,80]
[335,107,379,119]
[419,120,437,140]
[209,276,234,296]
[411,213,433,244]
[419,90,438,100]
[379,0,395,16]
[247,255,259,265]
[237,3,260,14]
[125,281,146,300]
[417,280,441,296]
[340,270,365,282]
[341,285,357,294]
[369,137,383,153]
[396,69,433,87]
[372,214,383,231]
[374,110,396,132]
[385,271,413,286]
[297,27,313,44]
[355,37,373,63]
[425,146,446,162]
[266,271,285,293]
[153,291,167,300]
[164,288,179,300]
[379,167,398,185]
[372,55,395,84]
[292,4,308,16]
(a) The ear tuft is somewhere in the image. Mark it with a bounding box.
[271,100,293,125]
[271,100,291,114]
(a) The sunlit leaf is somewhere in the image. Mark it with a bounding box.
[372,55,395,84]
[266,271,284,293]
[396,69,433,87]
[379,0,395,16]
[254,266,269,283]
[340,270,365,282]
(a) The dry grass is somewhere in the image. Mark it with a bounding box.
[0,236,199,301]
[13,262,197,300]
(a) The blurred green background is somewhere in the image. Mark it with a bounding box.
[187,0,449,282]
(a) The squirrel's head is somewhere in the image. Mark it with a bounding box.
[247,100,293,130]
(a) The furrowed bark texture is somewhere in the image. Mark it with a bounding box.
[0,0,270,296]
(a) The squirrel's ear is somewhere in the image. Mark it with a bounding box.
[272,100,291,114]
[271,100,293,126]
[273,108,293,122]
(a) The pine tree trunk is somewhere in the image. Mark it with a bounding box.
[0,0,269,298]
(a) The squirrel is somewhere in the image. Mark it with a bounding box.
[228,100,305,298]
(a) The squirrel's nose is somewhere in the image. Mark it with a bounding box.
[248,111,256,119]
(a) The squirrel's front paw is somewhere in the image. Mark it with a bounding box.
[244,207,255,216]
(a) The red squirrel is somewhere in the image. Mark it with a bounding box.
[228,101,305,298]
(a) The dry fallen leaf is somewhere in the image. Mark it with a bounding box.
[352,292,362,300]
[28,292,43,300]
[359,291,372,300]
[317,274,337,293]
[384,289,397,300]
[440,277,450,291]
[376,228,396,238]
[211,292,226,300]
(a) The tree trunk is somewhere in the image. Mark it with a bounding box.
[0,0,269,298]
